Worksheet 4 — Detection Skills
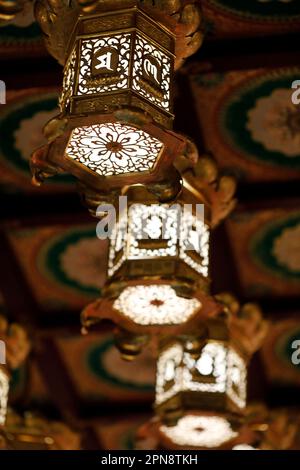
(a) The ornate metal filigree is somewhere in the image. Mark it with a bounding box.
[33,0,203,70]
[113,285,201,326]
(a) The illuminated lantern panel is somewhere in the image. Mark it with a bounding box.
[160,415,238,449]
[59,5,174,128]
[0,368,9,426]
[108,203,210,279]
[155,342,247,413]
[65,122,164,177]
[113,285,201,326]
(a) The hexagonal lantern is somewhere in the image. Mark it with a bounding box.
[59,1,175,129]
[155,297,269,424]
[155,337,247,423]
[31,1,185,204]
[0,316,31,428]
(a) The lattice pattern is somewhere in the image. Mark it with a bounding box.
[133,34,171,111]
[160,415,238,448]
[113,285,201,325]
[155,342,247,409]
[66,122,163,176]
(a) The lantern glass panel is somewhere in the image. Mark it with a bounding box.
[155,342,247,409]
[113,285,201,326]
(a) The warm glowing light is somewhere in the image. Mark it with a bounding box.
[66,122,163,176]
[113,285,201,325]
[160,415,238,448]
[233,444,256,450]
[133,35,171,111]
[0,368,9,426]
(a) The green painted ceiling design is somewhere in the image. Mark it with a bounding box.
[219,70,300,169]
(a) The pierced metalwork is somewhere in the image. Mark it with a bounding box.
[78,34,131,96]
[0,369,8,426]
[108,201,210,278]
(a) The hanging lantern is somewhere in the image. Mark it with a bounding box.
[136,297,269,450]
[58,1,175,128]
[155,337,247,423]
[155,295,269,423]
[136,412,255,450]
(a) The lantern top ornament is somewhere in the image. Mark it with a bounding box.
[33,0,204,71]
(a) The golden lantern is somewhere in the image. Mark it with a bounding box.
[30,0,205,205]
[155,295,269,424]
[58,1,175,128]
